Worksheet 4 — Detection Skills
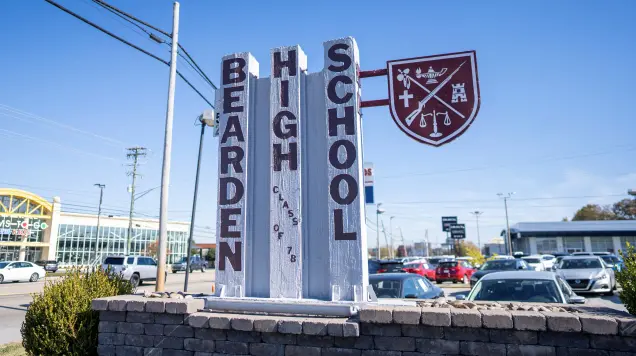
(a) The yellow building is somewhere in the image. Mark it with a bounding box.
[0,188,190,265]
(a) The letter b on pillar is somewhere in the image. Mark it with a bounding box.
[216,52,259,297]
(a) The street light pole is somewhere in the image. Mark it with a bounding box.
[389,216,395,259]
[94,184,105,261]
[184,112,214,292]
[156,1,179,292]
[498,193,515,255]
[470,211,483,252]
[376,203,384,259]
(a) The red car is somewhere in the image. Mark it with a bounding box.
[402,262,436,281]
[435,260,475,284]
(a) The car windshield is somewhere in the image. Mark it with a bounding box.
[601,256,619,264]
[0,262,8,269]
[480,260,516,270]
[103,257,124,265]
[438,261,457,268]
[523,258,541,264]
[469,279,561,303]
[404,262,420,268]
[369,278,402,298]
[379,262,404,272]
[560,258,602,269]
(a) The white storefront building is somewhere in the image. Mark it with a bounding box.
[0,188,190,265]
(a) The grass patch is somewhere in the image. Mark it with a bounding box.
[0,343,26,356]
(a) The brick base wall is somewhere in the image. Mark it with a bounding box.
[92,296,636,356]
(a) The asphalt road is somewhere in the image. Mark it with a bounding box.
[0,274,629,345]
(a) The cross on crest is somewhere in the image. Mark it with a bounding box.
[387,51,480,147]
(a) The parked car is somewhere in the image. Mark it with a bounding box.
[368,259,381,274]
[521,256,545,271]
[376,260,405,273]
[490,255,515,260]
[402,261,436,281]
[369,273,444,299]
[599,254,624,273]
[172,255,206,273]
[470,259,530,287]
[428,256,455,266]
[555,256,616,296]
[102,255,164,287]
[435,260,475,284]
[458,271,585,304]
[35,260,59,273]
[539,254,556,270]
[0,261,46,283]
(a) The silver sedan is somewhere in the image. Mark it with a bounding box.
[555,256,616,296]
[458,271,586,304]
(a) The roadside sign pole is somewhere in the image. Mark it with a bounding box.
[184,119,206,292]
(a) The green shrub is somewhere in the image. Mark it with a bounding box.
[617,242,636,315]
[21,267,134,356]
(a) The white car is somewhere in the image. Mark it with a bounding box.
[521,256,545,271]
[0,261,46,283]
[539,254,556,270]
[102,255,164,287]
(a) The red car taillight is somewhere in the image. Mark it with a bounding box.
[377,268,387,273]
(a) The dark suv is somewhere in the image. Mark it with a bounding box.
[35,260,59,273]
[172,255,206,273]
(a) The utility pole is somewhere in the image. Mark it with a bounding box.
[389,216,395,259]
[498,192,515,255]
[94,184,105,262]
[156,1,180,292]
[399,228,407,257]
[375,203,384,259]
[470,211,483,252]
[381,220,390,258]
[425,229,429,257]
[126,146,147,254]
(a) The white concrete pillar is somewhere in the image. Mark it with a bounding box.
[556,237,564,253]
[613,236,622,254]
[584,236,592,252]
[47,197,62,260]
[529,237,538,255]
[18,245,26,261]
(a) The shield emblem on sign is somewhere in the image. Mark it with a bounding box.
[387,51,480,147]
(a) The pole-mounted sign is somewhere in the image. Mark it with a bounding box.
[364,162,374,205]
[441,216,458,232]
[450,223,466,239]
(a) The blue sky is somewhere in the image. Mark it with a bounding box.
[1,0,635,249]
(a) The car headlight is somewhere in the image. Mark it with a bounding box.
[594,273,608,281]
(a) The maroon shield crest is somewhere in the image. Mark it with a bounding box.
[387,51,480,147]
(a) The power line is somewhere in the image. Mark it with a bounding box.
[384,194,627,206]
[377,145,636,179]
[0,128,120,162]
[91,0,217,91]
[0,104,126,148]
[43,0,215,108]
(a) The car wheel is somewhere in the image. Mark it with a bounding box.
[172,271,177,274]
[452,280,457,284]
[29,273,39,282]
[189,268,193,273]
[130,274,140,288]
[436,281,441,284]
[462,275,469,284]
[201,266,205,272]
[0,274,4,284]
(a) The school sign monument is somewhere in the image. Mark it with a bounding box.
[214,37,480,303]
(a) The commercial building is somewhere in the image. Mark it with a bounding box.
[508,221,636,255]
[0,188,191,265]
[482,237,506,256]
